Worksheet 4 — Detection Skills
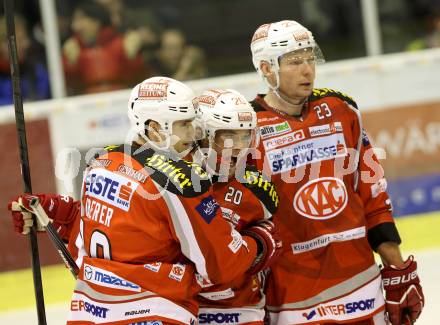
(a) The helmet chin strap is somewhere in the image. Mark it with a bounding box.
[136,123,198,159]
[192,142,234,182]
[130,126,192,160]
[192,147,220,176]
[141,132,171,153]
[172,142,196,159]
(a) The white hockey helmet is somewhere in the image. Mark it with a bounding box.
[194,89,258,149]
[128,76,196,140]
[250,20,325,88]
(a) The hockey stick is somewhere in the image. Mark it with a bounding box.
[3,0,46,323]
[29,197,79,278]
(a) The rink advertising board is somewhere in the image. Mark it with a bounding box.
[363,101,440,216]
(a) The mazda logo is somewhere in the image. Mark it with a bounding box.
[84,266,93,280]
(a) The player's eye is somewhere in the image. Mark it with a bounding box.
[289,58,304,66]
[286,56,316,66]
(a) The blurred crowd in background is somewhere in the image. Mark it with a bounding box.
[0,0,439,105]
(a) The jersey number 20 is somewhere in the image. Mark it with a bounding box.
[224,187,243,205]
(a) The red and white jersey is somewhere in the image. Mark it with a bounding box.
[197,166,279,323]
[250,89,400,324]
[66,144,258,325]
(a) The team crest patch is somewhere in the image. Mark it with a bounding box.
[196,195,220,224]
[168,263,186,282]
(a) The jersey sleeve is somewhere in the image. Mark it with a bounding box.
[66,206,82,265]
[354,121,401,250]
[240,165,279,218]
[58,199,81,242]
[160,188,258,285]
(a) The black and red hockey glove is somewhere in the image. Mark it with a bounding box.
[381,255,424,325]
[7,193,79,242]
[241,220,282,274]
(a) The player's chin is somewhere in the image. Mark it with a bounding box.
[228,157,239,177]
[176,141,193,151]
[227,165,237,179]
[218,157,237,178]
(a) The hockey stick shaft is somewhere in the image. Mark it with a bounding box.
[3,0,47,323]
[29,198,79,278]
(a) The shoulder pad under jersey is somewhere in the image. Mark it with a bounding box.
[88,144,122,160]
[86,144,122,167]
[108,144,212,197]
[237,165,279,214]
[103,144,122,152]
[310,88,358,109]
[249,96,267,113]
[89,144,123,160]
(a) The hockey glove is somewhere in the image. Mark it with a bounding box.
[7,194,78,242]
[381,255,424,325]
[241,220,282,274]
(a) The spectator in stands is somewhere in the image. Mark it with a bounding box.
[118,5,162,78]
[94,0,123,27]
[56,1,75,44]
[155,29,207,81]
[0,15,50,106]
[95,0,162,33]
[62,1,145,95]
[407,7,440,51]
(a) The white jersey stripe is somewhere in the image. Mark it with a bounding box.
[160,184,209,279]
[267,263,380,311]
[69,280,195,324]
[268,275,384,324]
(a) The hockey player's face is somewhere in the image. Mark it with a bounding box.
[213,129,254,178]
[214,129,253,152]
[278,48,316,99]
[171,119,196,153]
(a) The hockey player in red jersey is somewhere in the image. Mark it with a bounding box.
[193,89,281,324]
[249,20,424,325]
[7,77,281,325]
[8,86,283,324]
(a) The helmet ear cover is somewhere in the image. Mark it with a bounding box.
[143,119,167,143]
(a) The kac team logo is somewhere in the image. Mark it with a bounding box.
[168,263,186,282]
[293,177,348,220]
